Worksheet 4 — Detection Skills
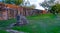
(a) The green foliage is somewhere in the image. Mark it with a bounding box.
[13,0,23,5]
[2,0,12,4]
[2,0,23,5]
[50,3,60,14]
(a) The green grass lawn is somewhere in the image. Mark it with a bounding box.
[0,18,16,29]
[0,30,10,33]
[12,14,60,33]
[0,14,60,33]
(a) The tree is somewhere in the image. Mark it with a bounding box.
[40,0,55,10]
[28,5,36,9]
[2,0,12,4]
[22,0,31,7]
[2,0,23,5]
[50,3,60,15]
[13,0,23,5]
[21,0,35,9]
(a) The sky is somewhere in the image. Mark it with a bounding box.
[0,0,45,10]
[26,0,45,10]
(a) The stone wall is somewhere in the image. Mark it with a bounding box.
[0,3,46,20]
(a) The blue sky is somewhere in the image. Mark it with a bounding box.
[0,0,1,1]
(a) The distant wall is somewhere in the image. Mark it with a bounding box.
[0,3,46,20]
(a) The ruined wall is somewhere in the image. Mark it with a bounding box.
[0,3,45,20]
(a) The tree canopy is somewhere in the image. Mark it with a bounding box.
[26,4,36,9]
[50,3,60,14]
[12,0,23,5]
[40,0,55,10]
[2,0,23,5]
[29,5,36,9]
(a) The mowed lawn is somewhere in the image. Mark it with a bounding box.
[0,14,60,33]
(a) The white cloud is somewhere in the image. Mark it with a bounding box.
[29,0,45,10]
